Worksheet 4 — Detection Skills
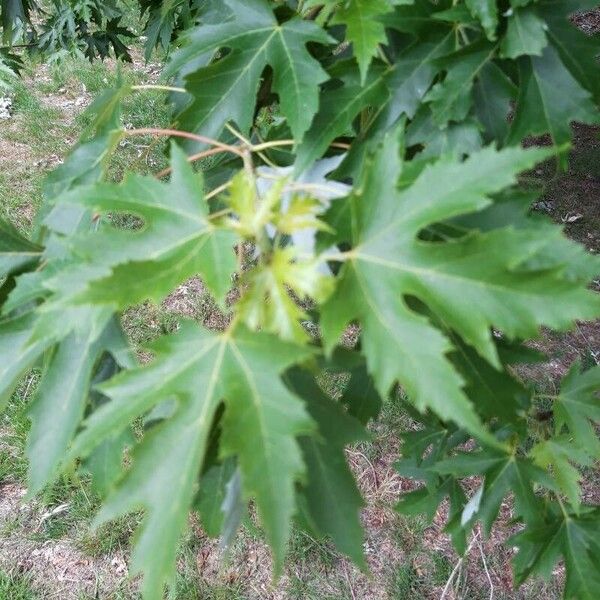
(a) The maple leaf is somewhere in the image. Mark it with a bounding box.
[435,448,555,533]
[465,0,498,40]
[321,132,599,440]
[473,62,517,141]
[194,458,239,538]
[500,6,548,59]
[26,318,131,494]
[322,348,383,424]
[2,2,600,597]
[167,0,333,143]
[339,31,455,177]
[540,0,600,102]
[0,313,48,408]
[285,367,368,566]
[69,322,314,597]
[395,419,470,553]
[237,246,334,342]
[0,217,42,279]
[512,505,600,600]
[508,45,599,162]
[331,0,394,83]
[42,145,238,307]
[530,437,591,511]
[552,363,600,460]
[295,64,389,174]
[425,41,496,128]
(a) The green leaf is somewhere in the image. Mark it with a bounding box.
[44,145,238,307]
[295,65,389,174]
[286,367,367,566]
[339,32,454,176]
[553,363,600,459]
[168,0,333,142]
[435,449,552,532]
[384,0,445,36]
[331,0,393,83]
[41,83,123,207]
[473,62,517,141]
[539,0,600,102]
[512,505,600,599]
[0,218,42,279]
[0,313,48,409]
[70,323,314,595]
[508,45,599,160]
[425,41,496,127]
[465,0,498,40]
[325,348,383,424]
[194,458,237,538]
[448,333,531,425]
[530,437,590,510]
[79,338,134,496]
[322,134,596,441]
[501,7,548,59]
[396,476,468,554]
[406,109,482,158]
[26,318,127,495]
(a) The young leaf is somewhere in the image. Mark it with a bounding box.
[238,246,333,342]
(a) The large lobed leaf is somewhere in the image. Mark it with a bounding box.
[321,133,599,442]
[70,323,314,597]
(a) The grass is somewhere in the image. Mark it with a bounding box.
[0,570,39,600]
[0,51,171,235]
[0,374,38,483]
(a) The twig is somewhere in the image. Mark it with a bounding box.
[131,84,186,94]
[22,374,35,401]
[251,139,351,152]
[206,182,232,201]
[343,561,357,600]
[226,123,277,167]
[440,531,480,600]
[154,147,231,178]
[478,537,494,600]
[123,128,244,157]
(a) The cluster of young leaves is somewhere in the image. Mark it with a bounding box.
[1,1,600,599]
